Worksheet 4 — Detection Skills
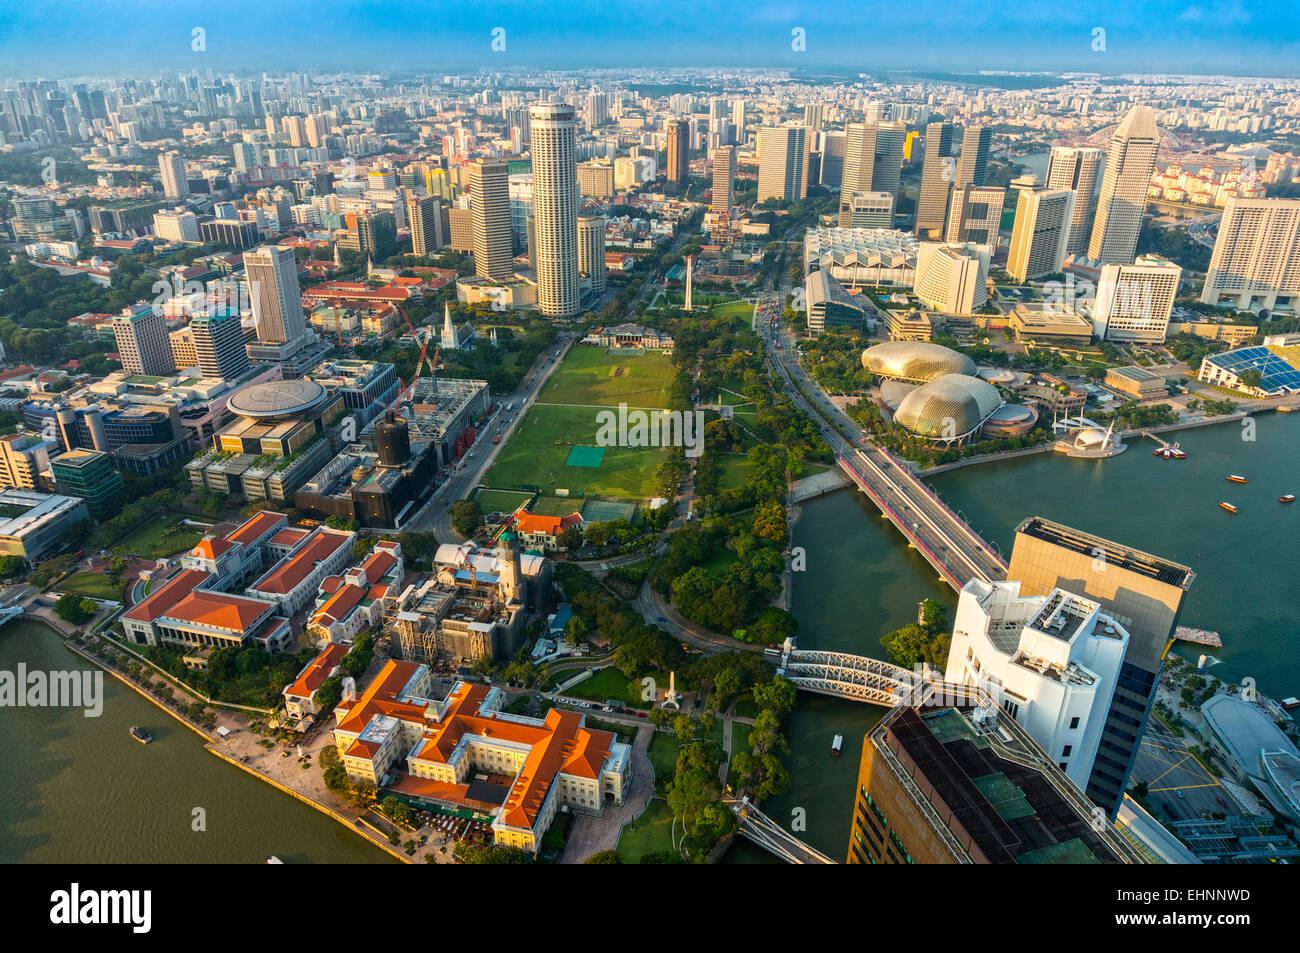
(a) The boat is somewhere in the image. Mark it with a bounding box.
[266,856,284,864]
[1219,502,1238,513]
[129,725,152,744]
[1282,697,1300,711]
[1227,474,1248,484]
[831,734,843,757]
[1162,448,1172,459]
[1281,495,1295,503]
[1279,405,1295,413]
[1171,447,1186,459]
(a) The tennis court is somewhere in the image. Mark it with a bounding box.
[581,499,638,522]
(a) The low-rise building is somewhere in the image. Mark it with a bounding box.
[1105,365,1167,399]
[283,641,349,721]
[1008,303,1094,344]
[0,489,89,563]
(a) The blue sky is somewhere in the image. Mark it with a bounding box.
[1,1,1297,78]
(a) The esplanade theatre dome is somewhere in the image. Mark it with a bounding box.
[893,374,1003,440]
[861,340,977,383]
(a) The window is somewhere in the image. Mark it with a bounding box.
[1062,744,1073,757]
[1069,716,1080,730]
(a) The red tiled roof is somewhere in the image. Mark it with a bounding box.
[124,569,210,622]
[165,590,271,632]
[271,527,309,547]
[359,549,396,583]
[311,583,366,628]
[226,511,287,547]
[285,642,349,700]
[515,511,582,537]
[188,537,235,561]
[252,529,350,596]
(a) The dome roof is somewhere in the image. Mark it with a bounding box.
[227,380,328,419]
[1075,428,1110,447]
[893,374,1003,439]
[861,340,977,382]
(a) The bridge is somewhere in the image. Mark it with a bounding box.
[725,797,837,864]
[837,442,1007,592]
[781,648,924,706]
[0,605,24,626]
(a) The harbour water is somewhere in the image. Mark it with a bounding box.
[0,619,393,864]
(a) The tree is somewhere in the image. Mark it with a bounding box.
[451,500,482,538]
[54,593,94,624]
[584,849,619,864]
[0,554,24,578]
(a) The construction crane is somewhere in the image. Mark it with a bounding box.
[454,501,527,590]
[377,302,443,419]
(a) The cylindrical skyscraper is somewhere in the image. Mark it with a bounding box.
[529,102,580,318]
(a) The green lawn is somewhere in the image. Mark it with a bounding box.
[710,300,756,324]
[59,572,125,601]
[715,453,756,491]
[488,403,667,499]
[555,667,665,706]
[114,512,203,559]
[472,488,535,515]
[616,796,678,863]
[536,346,677,408]
[529,495,585,517]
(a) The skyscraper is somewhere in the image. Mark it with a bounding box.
[112,307,174,376]
[470,159,514,279]
[666,119,689,193]
[944,184,1006,248]
[243,245,306,345]
[1094,257,1182,342]
[1201,197,1300,311]
[1087,106,1160,265]
[838,122,904,225]
[915,122,954,237]
[818,130,846,191]
[577,215,606,295]
[711,145,735,217]
[1046,146,1104,259]
[1006,516,1195,819]
[955,125,992,187]
[529,102,580,317]
[407,193,445,257]
[190,309,250,380]
[757,126,808,203]
[1006,184,1075,281]
[158,151,189,201]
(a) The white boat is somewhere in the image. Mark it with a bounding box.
[266,856,284,864]
[831,734,843,757]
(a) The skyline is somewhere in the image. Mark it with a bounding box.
[2,1,1300,79]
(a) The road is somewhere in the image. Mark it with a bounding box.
[407,331,577,542]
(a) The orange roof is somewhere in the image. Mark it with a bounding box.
[335,659,428,736]
[165,589,271,632]
[285,642,349,700]
[311,583,366,628]
[359,549,397,583]
[271,527,309,546]
[226,510,287,547]
[252,529,351,596]
[514,510,582,537]
[124,569,210,622]
[188,537,235,561]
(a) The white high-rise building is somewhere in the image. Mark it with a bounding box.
[529,102,580,317]
[153,207,201,244]
[577,215,606,295]
[243,245,305,344]
[159,151,189,201]
[1201,197,1300,311]
[1006,185,1075,281]
[471,159,513,279]
[838,122,904,225]
[914,242,990,314]
[1093,256,1182,343]
[112,307,175,376]
[944,578,1130,795]
[757,126,808,203]
[711,145,735,216]
[1087,107,1160,265]
[1046,146,1103,259]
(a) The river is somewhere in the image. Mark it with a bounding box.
[0,618,393,864]
[728,412,1300,863]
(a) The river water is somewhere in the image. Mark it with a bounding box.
[0,619,392,864]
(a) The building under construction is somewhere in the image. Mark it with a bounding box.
[360,374,490,469]
[389,532,530,663]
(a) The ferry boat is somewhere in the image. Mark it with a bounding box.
[831,734,844,757]
[1282,697,1300,711]
[1162,448,1172,459]
[129,725,152,744]
[1219,502,1238,514]
[1227,474,1248,484]
[1171,447,1186,459]
[1281,495,1296,503]
[1152,447,1164,456]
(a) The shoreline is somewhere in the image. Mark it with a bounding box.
[25,618,410,865]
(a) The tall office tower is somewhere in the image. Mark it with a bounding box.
[529,102,580,317]
[915,121,954,237]
[819,131,846,190]
[803,102,824,133]
[586,90,610,127]
[1093,257,1181,342]
[955,125,991,187]
[839,191,895,228]
[1087,106,1160,265]
[577,215,606,295]
[158,151,189,201]
[839,122,905,224]
[845,685,1143,864]
[190,309,250,380]
[407,193,445,256]
[243,245,306,345]
[0,433,52,490]
[666,119,690,192]
[1006,185,1075,281]
[944,184,1005,248]
[1201,197,1300,311]
[112,308,174,376]
[284,115,307,148]
[470,159,513,279]
[1006,517,1195,819]
[711,145,735,216]
[757,126,808,203]
[233,141,258,174]
[731,99,745,136]
[356,211,398,260]
[1046,146,1103,258]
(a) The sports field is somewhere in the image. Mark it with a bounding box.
[535,346,677,407]
[487,403,666,498]
[473,488,535,515]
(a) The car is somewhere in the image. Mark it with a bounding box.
[601,706,613,713]
[656,615,667,623]
[1175,789,1185,799]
